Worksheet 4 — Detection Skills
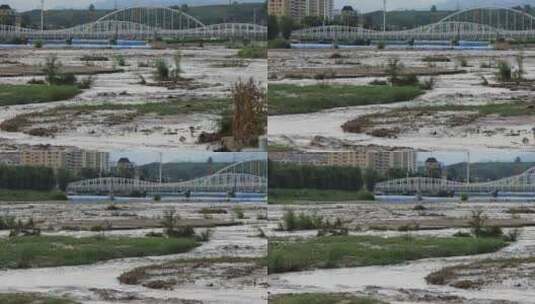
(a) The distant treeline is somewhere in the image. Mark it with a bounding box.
[268,161,365,191]
[139,162,232,182]
[446,161,535,182]
[19,3,266,29]
[0,165,56,191]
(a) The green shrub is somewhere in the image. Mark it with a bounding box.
[114,54,126,66]
[268,38,291,49]
[154,59,169,81]
[377,41,385,49]
[496,61,512,82]
[237,46,267,59]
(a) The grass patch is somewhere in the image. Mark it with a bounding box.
[198,207,228,214]
[269,188,374,205]
[270,293,387,304]
[426,256,535,288]
[119,256,262,285]
[0,236,199,269]
[1,99,230,133]
[0,84,81,106]
[268,84,423,115]
[0,189,67,201]
[268,235,507,273]
[342,101,535,135]
[0,293,79,304]
[237,46,267,59]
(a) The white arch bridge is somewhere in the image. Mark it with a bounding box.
[293,6,535,41]
[67,159,268,195]
[0,6,266,41]
[376,167,535,194]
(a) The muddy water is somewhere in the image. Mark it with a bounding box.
[268,48,535,151]
[0,47,267,151]
[0,201,268,304]
[0,225,267,304]
[270,228,535,303]
[267,201,535,303]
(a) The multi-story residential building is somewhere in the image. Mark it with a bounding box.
[0,151,21,165]
[307,0,334,20]
[19,146,109,173]
[268,0,289,17]
[0,4,20,26]
[268,0,334,20]
[269,149,417,174]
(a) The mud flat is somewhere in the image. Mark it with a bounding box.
[0,47,267,151]
[268,48,535,152]
[0,200,268,304]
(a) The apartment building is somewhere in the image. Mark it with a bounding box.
[0,4,20,26]
[19,146,110,173]
[269,149,417,174]
[307,0,334,20]
[268,0,334,20]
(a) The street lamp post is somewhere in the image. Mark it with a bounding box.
[383,0,387,32]
[41,0,45,32]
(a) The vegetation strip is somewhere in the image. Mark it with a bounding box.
[0,189,67,201]
[342,101,535,134]
[426,256,535,289]
[119,256,263,285]
[0,236,199,269]
[269,188,374,204]
[268,235,507,273]
[0,99,230,133]
[269,293,387,304]
[0,293,79,304]
[0,84,81,106]
[268,84,423,115]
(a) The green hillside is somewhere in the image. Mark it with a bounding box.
[446,161,535,182]
[139,162,231,182]
[20,3,266,29]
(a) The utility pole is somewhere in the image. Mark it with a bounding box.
[41,0,45,31]
[466,151,471,185]
[159,152,163,185]
[253,8,256,25]
[383,0,387,32]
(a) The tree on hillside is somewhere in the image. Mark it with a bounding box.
[268,15,279,40]
[279,16,294,40]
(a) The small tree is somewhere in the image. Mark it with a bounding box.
[43,55,62,84]
[496,61,512,82]
[170,51,183,81]
[386,58,402,85]
[469,209,486,237]
[161,208,178,234]
[231,78,266,146]
[154,59,169,81]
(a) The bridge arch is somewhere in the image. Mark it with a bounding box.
[438,6,535,31]
[97,6,206,30]
[376,166,535,194]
